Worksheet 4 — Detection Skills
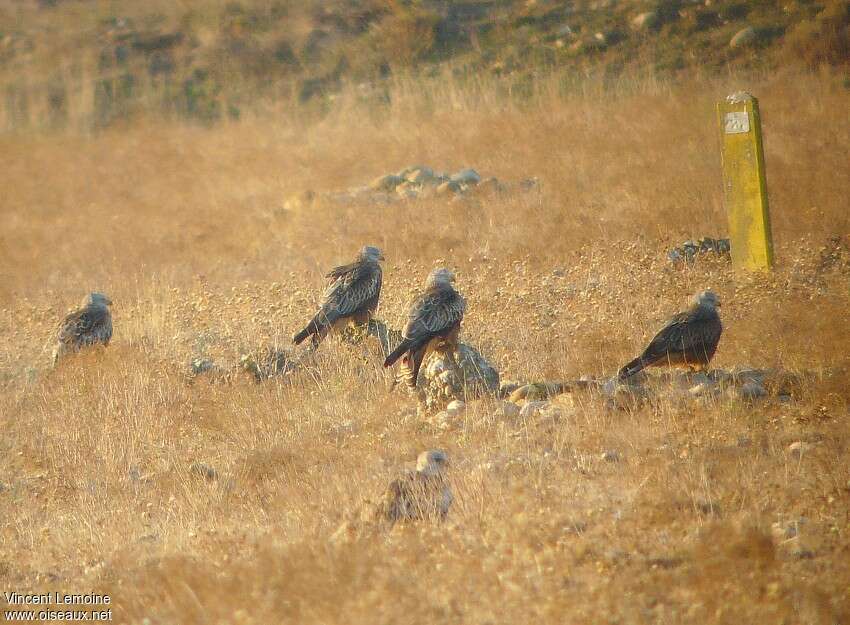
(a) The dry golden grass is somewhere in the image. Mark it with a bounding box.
[1,69,849,624]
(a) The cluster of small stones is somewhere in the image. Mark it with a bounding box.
[602,366,802,410]
[239,347,300,382]
[460,367,813,428]
[341,319,403,358]
[667,237,731,264]
[285,166,539,211]
[418,343,501,412]
[189,319,402,383]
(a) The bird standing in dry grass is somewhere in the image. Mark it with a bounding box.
[383,268,466,388]
[293,245,384,349]
[52,292,113,366]
[618,290,722,379]
[330,449,453,544]
[372,449,453,525]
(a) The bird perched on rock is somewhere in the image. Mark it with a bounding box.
[293,245,384,349]
[52,292,113,366]
[618,290,722,380]
[383,268,465,388]
[373,449,453,525]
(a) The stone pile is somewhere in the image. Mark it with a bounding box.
[667,237,731,264]
[498,366,803,415]
[239,347,301,382]
[285,165,540,211]
[418,343,501,412]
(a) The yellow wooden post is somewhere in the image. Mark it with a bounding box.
[717,91,774,270]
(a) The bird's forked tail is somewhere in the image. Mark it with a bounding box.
[383,339,411,368]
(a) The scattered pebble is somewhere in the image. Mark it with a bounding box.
[600,450,620,463]
[419,343,499,412]
[738,380,767,401]
[190,358,216,375]
[499,380,525,398]
[295,165,539,208]
[519,401,549,418]
[688,381,716,397]
[730,26,758,49]
[446,400,466,416]
[493,401,521,419]
[450,168,482,186]
[667,237,731,264]
[631,10,659,29]
[787,441,816,458]
[189,462,218,481]
[792,547,815,560]
[771,518,806,541]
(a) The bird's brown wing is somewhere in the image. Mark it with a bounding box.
[322,261,382,317]
[376,472,444,523]
[58,306,111,347]
[640,308,720,365]
[402,288,465,343]
[374,473,414,523]
[294,261,382,346]
[325,261,360,281]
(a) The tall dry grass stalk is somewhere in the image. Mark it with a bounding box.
[1,69,848,624]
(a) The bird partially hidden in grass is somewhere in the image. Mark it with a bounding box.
[618,290,722,380]
[383,268,465,388]
[293,245,384,350]
[330,450,453,544]
[52,292,113,367]
[371,449,453,525]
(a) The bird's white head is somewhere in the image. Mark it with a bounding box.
[693,290,720,308]
[85,292,113,307]
[426,268,456,288]
[416,449,449,476]
[359,246,385,262]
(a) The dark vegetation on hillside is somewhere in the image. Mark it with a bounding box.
[1,0,848,129]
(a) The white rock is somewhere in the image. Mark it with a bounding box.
[430,410,454,430]
[405,167,435,184]
[420,343,500,411]
[493,401,521,419]
[436,180,461,195]
[425,358,451,376]
[787,441,815,457]
[519,401,549,418]
[600,450,621,463]
[450,169,482,186]
[631,11,659,29]
[730,27,757,49]
[539,405,564,421]
[396,184,419,200]
[688,382,715,397]
[369,174,405,192]
[739,380,767,401]
[446,400,466,416]
[771,518,806,541]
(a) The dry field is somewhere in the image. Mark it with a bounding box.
[1,69,849,624]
